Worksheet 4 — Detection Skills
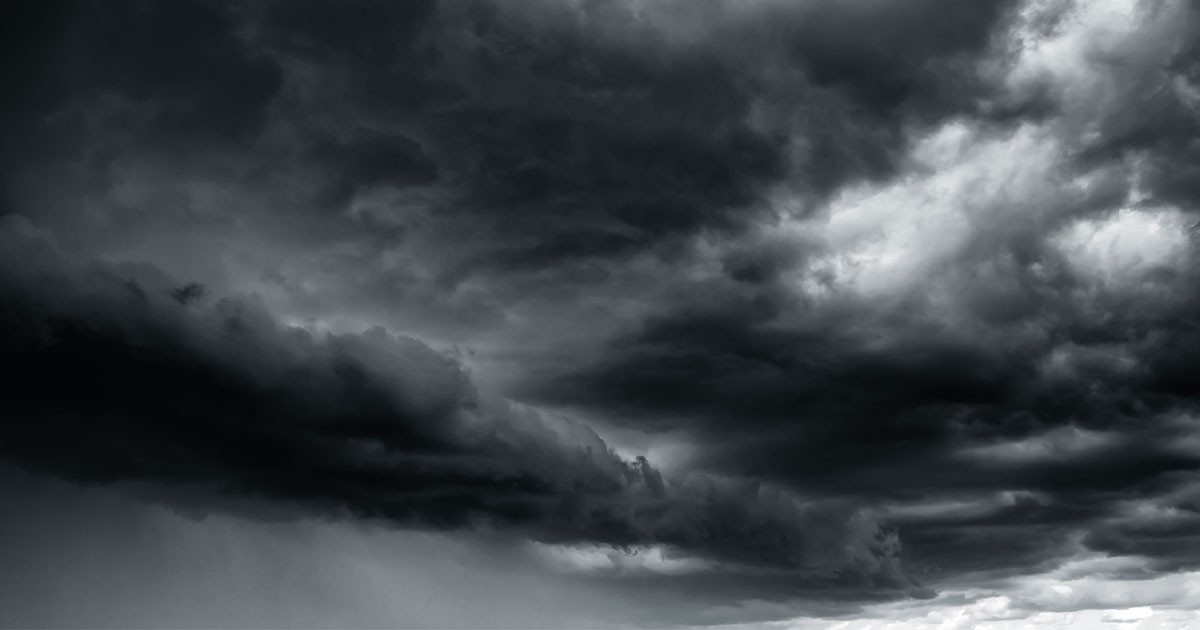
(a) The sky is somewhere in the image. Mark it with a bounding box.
[2,0,1200,627]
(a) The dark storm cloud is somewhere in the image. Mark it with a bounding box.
[2,0,1024,262]
[511,0,1200,587]
[400,0,1024,258]
[6,0,1200,623]
[522,221,1200,580]
[0,218,915,593]
[781,0,1023,126]
[254,0,790,264]
[0,0,1036,375]
[0,0,280,171]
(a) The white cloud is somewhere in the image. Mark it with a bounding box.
[1051,206,1193,287]
[768,551,1200,630]
[790,121,1062,299]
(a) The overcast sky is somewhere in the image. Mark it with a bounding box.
[3,0,1200,628]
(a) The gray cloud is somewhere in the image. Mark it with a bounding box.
[4,0,1200,625]
[0,217,913,595]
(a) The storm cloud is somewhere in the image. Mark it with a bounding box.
[3,0,1200,627]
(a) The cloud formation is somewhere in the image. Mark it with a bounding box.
[3,0,1200,625]
[0,217,912,593]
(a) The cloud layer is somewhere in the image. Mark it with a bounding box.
[3,0,1200,625]
[0,218,912,595]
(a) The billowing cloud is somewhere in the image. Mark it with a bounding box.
[3,0,1200,626]
[0,217,913,594]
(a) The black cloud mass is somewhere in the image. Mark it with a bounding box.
[3,0,1200,627]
